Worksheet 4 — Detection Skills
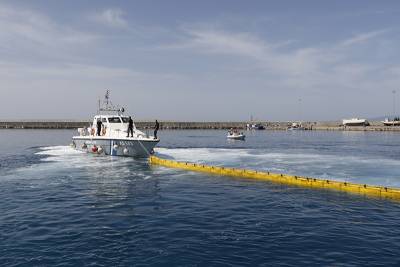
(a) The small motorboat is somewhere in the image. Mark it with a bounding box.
[246,123,266,130]
[227,130,246,140]
[287,122,305,131]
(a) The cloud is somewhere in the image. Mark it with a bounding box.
[340,29,389,46]
[0,1,398,120]
[0,3,102,69]
[91,8,128,28]
[0,4,98,53]
[0,59,192,120]
[0,60,185,85]
[157,26,400,100]
[166,28,331,79]
[185,29,266,58]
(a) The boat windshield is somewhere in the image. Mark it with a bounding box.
[108,117,122,123]
[121,117,130,123]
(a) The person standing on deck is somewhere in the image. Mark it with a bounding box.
[96,119,102,136]
[154,120,159,139]
[127,116,134,137]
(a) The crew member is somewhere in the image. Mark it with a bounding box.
[154,120,159,139]
[96,119,102,136]
[127,116,134,137]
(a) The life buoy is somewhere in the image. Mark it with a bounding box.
[92,145,98,153]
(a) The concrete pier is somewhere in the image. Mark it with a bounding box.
[0,120,89,129]
[1,120,400,131]
[0,120,251,129]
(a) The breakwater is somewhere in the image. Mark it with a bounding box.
[0,121,252,129]
[1,120,400,131]
[0,120,287,129]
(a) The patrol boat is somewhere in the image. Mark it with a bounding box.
[71,91,159,157]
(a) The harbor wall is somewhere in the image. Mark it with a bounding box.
[1,120,400,131]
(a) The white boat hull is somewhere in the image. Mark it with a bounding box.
[342,118,369,126]
[72,136,159,157]
[287,127,305,131]
[227,134,245,140]
[383,121,400,126]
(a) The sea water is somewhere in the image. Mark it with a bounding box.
[1,129,400,266]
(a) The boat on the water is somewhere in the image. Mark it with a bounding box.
[382,118,400,126]
[287,122,304,131]
[246,123,266,130]
[71,91,159,157]
[227,130,246,140]
[342,118,369,126]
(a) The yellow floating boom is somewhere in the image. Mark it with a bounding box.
[149,155,400,201]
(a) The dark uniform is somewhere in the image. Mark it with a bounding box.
[97,120,102,136]
[127,117,134,137]
[154,120,159,139]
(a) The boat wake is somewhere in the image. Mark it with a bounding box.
[155,147,400,187]
[6,145,400,188]
[3,146,155,182]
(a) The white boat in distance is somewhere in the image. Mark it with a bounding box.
[246,123,266,130]
[71,91,159,157]
[382,118,400,126]
[287,122,304,131]
[342,118,369,126]
[227,130,246,140]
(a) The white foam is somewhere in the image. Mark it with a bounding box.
[36,145,84,156]
[6,146,143,180]
[154,147,400,187]
[156,147,247,163]
[10,145,400,188]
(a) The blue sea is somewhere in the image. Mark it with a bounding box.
[1,129,400,266]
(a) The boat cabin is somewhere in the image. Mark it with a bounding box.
[78,114,143,138]
[92,115,136,137]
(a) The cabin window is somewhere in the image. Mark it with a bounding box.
[108,117,122,123]
[121,117,130,123]
[101,118,107,122]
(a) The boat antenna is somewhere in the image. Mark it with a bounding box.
[97,97,101,114]
[392,90,396,119]
[101,89,113,111]
[105,90,110,106]
[98,89,125,115]
[298,98,302,123]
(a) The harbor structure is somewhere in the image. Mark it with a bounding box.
[2,120,400,131]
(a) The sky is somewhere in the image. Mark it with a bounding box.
[1,0,400,121]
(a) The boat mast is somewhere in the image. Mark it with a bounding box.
[105,89,110,107]
[98,90,125,115]
[97,97,101,114]
[392,90,396,121]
